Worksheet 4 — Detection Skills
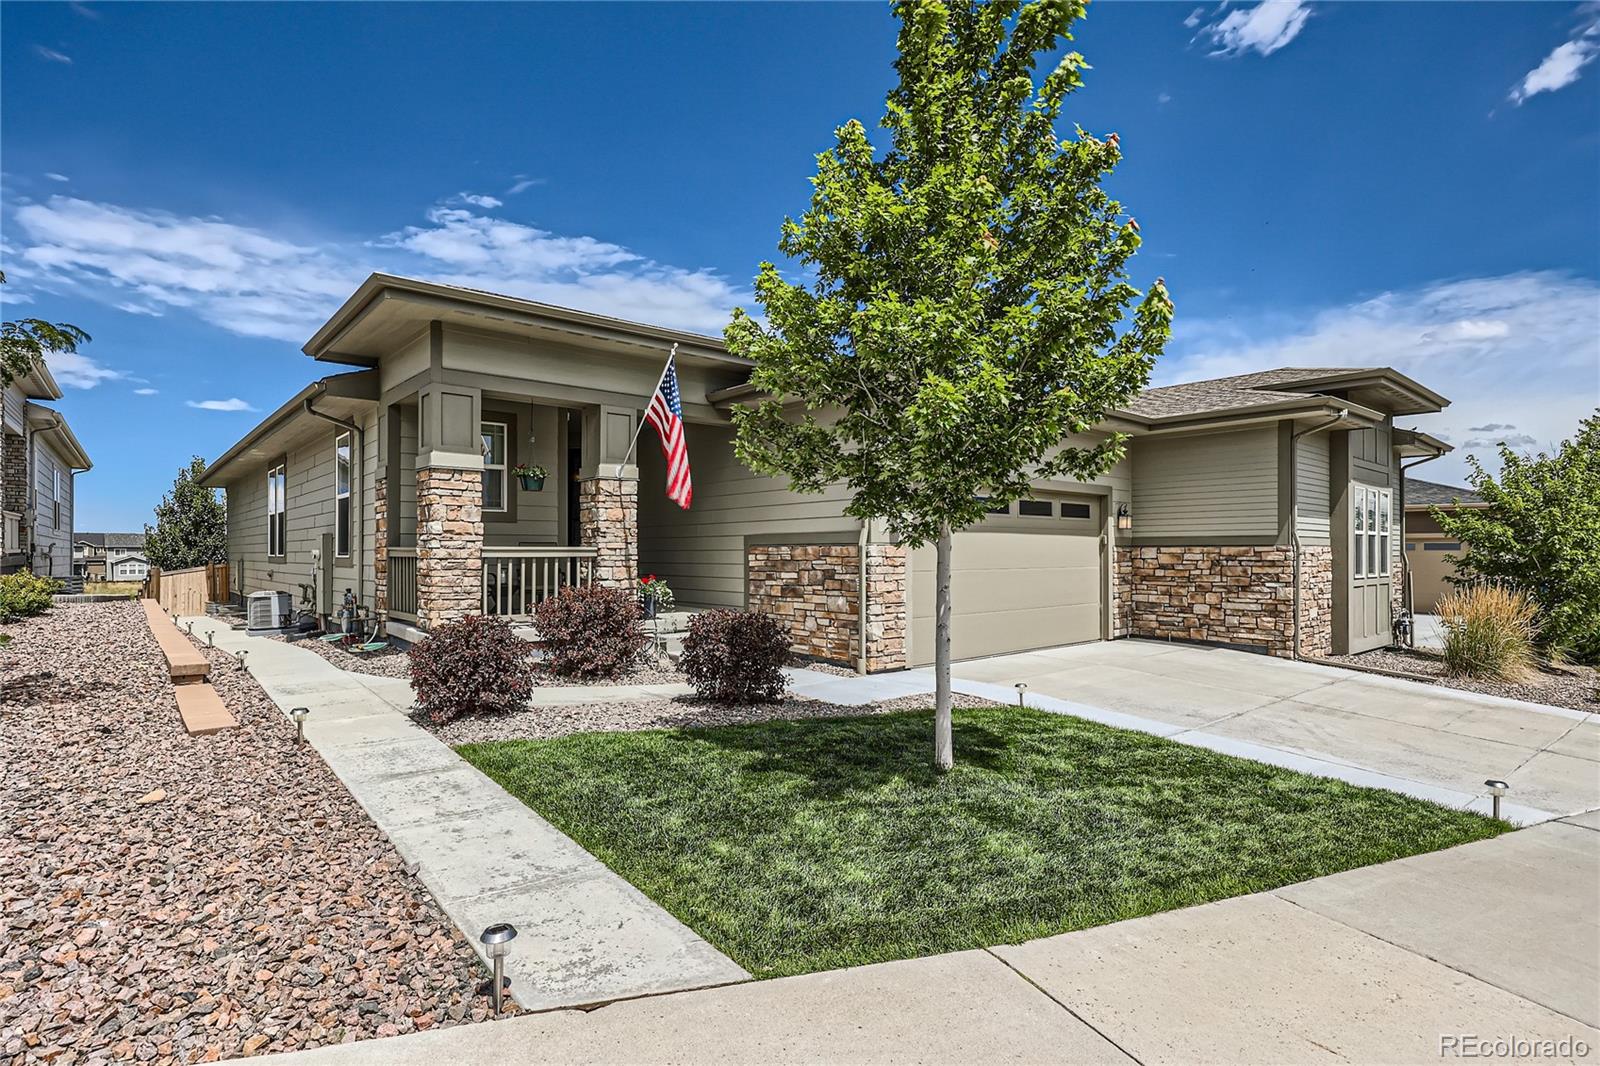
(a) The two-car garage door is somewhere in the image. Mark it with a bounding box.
[908,492,1105,666]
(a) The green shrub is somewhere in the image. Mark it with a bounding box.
[1438,585,1538,681]
[407,615,534,724]
[680,610,791,703]
[532,585,648,680]
[0,569,60,622]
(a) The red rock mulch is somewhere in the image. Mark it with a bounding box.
[1,602,509,1065]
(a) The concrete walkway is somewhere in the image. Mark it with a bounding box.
[270,814,1600,1065]
[181,617,747,1011]
[788,640,1599,825]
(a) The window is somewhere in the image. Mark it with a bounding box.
[1424,541,1461,552]
[335,432,351,558]
[1059,502,1092,519]
[1018,500,1052,517]
[1353,486,1365,577]
[974,495,1009,515]
[267,462,286,557]
[52,467,61,529]
[481,421,507,512]
[1405,542,1418,551]
[1352,484,1392,580]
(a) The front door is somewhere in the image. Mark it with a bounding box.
[1348,482,1393,652]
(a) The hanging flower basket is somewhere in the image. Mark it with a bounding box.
[513,463,547,492]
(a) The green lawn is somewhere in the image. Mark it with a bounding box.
[457,707,1505,978]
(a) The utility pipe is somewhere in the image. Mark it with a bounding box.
[1289,410,1347,659]
[304,388,364,623]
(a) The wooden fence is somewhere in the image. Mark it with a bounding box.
[144,562,230,616]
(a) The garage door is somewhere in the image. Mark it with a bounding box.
[908,493,1105,666]
[1406,536,1464,613]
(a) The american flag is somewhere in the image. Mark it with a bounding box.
[645,352,693,509]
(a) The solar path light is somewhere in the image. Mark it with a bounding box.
[480,924,517,1014]
[1014,682,1028,708]
[1484,779,1509,821]
[290,706,310,745]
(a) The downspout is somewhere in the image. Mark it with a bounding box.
[304,387,364,620]
[1397,451,1446,647]
[857,520,869,675]
[1289,410,1347,659]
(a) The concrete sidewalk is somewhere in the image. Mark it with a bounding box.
[269,816,1600,1065]
[181,617,748,1011]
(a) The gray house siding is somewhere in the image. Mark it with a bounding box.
[1129,427,1279,544]
[30,435,74,577]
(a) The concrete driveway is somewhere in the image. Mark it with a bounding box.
[949,639,1599,823]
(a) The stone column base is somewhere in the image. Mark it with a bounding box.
[746,541,908,672]
[578,477,638,589]
[373,475,389,615]
[416,467,482,630]
[1126,545,1298,657]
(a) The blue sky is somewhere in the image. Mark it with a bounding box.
[4,0,1597,531]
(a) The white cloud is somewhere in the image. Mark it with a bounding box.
[33,45,73,64]
[186,397,255,412]
[1160,272,1600,485]
[457,192,503,209]
[1157,92,1173,105]
[1198,1,1312,58]
[48,349,123,389]
[1509,7,1600,104]
[45,173,70,183]
[133,387,158,396]
[507,175,544,195]
[1184,7,1205,28]
[9,194,746,340]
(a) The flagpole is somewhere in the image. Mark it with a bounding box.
[617,343,675,637]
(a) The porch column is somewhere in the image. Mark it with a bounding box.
[415,382,483,629]
[578,404,639,589]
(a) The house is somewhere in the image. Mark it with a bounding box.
[200,273,1452,666]
[1402,477,1483,613]
[73,532,147,580]
[106,550,151,583]
[2,361,92,578]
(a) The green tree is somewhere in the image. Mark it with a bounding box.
[1434,413,1600,664]
[1,271,92,390]
[145,457,228,571]
[727,0,1172,769]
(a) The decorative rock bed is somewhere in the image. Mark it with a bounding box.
[1323,646,1599,712]
[0,602,511,1064]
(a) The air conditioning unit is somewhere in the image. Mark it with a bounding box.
[247,590,293,631]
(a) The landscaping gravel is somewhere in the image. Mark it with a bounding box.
[430,690,1005,745]
[1323,647,1599,712]
[0,602,511,1065]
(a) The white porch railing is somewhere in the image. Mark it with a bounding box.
[387,547,419,622]
[483,546,596,619]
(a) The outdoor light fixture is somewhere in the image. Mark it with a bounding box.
[185,621,194,636]
[1014,682,1028,708]
[1116,503,1132,531]
[237,649,249,672]
[1484,779,1509,821]
[290,706,310,745]
[206,631,214,649]
[479,923,518,1014]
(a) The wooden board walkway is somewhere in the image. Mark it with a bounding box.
[140,599,237,735]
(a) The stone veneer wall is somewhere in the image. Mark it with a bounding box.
[578,477,639,588]
[2,431,26,515]
[372,475,388,615]
[1297,545,1334,658]
[415,467,481,630]
[1126,546,1302,657]
[1112,547,1133,639]
[746,542,908,671]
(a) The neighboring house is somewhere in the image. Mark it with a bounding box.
[1402,477,1483,613]
[200,273,1452,665]
[74,532,146,579]
[2,361,92,578]
[107,550,151,582]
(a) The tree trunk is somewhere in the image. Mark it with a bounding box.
[933,522,953,771]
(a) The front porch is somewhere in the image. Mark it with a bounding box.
[385,543,600,625]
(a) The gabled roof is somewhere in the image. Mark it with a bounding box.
[24,402,91,469]
[1406,477,1482,508]
[1120,367,1449,422]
